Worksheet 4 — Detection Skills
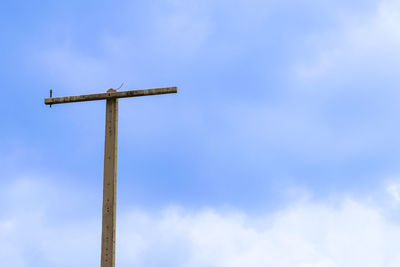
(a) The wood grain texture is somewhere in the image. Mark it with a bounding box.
[101,98,118,267]
[44,86,178,267]
[44,87,177,105]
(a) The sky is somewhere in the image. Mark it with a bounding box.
[2,0,400,266]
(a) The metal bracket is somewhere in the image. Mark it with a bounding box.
[49,89,53,108]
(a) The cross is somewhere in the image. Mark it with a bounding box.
[44,86,177,267]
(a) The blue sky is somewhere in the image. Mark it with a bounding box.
[2,0,400,266]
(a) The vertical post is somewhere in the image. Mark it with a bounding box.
[101,90,118,267]
[44,86,177,266]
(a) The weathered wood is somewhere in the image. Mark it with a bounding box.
[101,95,118,267]
[45,85,177,267]
[44,86,177,105]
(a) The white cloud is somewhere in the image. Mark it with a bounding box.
[294,0,400,83]
[2,178,400,267]
[388,184,400,202]
[117,200,400,267]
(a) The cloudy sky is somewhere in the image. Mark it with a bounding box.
[2,0,400,266]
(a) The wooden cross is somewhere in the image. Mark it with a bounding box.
[45,86,177,267]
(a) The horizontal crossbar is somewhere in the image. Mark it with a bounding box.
[44,86,177,105]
